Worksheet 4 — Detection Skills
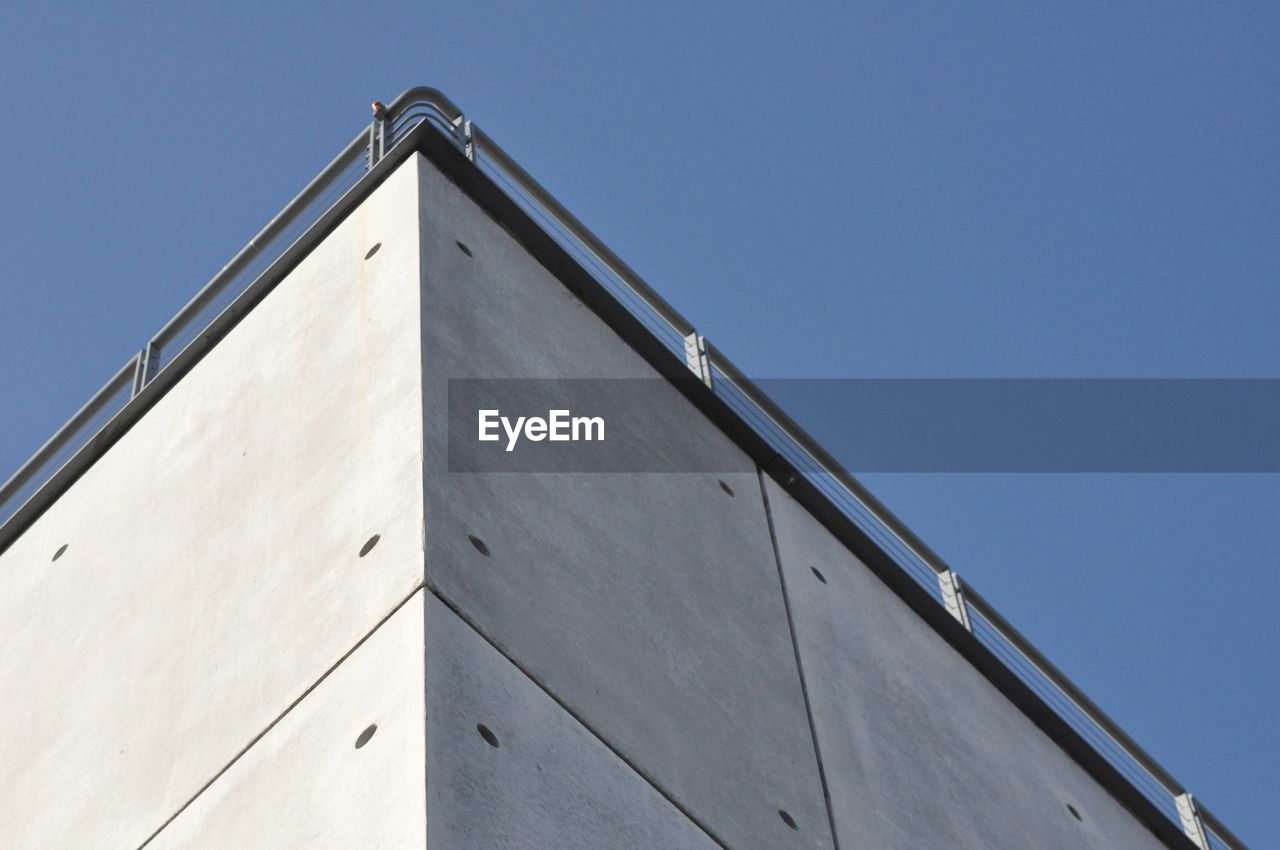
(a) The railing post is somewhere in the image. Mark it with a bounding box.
[130,349,147,397]
[684,332,712,388]
[369,101,388,169]
[462,119,475,162]
[448,114,475,161]
[135,342,160,393]
[1175,793,1211,849]
[939,569,973,631]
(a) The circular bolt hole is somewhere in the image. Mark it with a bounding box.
[1066,803,1082,822]
[456,240,473,257]
[476,723,500,748]
[468,534,490,557]
[810,566,827,584]
[354,723,377,749]
[52,544,68,562]
[778,809,798,830]
[359,534,380,558]
[364,242,382,259]
[718,479,735,497]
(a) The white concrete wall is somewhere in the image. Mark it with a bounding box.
[0,156,427,850]
[147,592,427,849]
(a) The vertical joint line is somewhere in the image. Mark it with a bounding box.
[757,469,843,849]
[684,332,713,388]
[939,570,973,632]
[1175,793,1211,849]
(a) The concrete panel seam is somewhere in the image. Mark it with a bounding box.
[422,575,431,850]
[418,150,447,850]
[136,582,428,850]
[755,469,842,850]
[423,583,730,849]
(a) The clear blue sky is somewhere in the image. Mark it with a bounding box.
[1,2,1275,843]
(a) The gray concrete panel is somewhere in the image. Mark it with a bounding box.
[147,592,427,850]
[418,160,833,850]
[761,475,1168,850]
[426,593,717,850]
[0,157,426,849]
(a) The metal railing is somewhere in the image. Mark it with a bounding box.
[0,86,1247,850]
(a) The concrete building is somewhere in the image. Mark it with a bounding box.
[0,89,1247,849]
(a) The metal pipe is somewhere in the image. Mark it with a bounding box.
[0,356,136,505]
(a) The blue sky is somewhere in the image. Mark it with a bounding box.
[1,1,1275,842]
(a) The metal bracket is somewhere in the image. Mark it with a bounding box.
[133,342,159,395]
[1175,793,1211,849]
[369,100,388,169]
[684,332,712,388]
[449,114,475,161]
[462,119,475,162]
[130,350,146,397]
[939,570,973,631]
